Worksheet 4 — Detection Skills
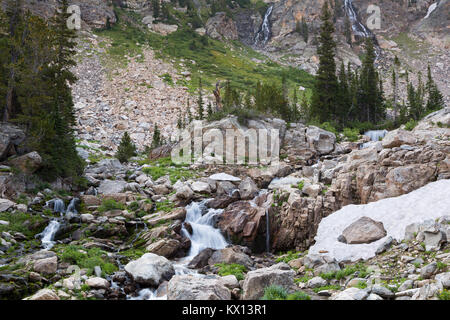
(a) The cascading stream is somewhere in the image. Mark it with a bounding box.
[37,220,61,250]
[254,5,274,46]
[131,200,228,300]
[181,200,228,259]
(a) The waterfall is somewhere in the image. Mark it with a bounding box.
[66,198,79,214]
[46,198,65,214]
[37,220,61,250]
[181,200,228,259]
[364,129,388,141]
[254,5,274,46]
[423,2,437,20]
[344,0,372,38]
[344,0,380,58]
[130,200,228,300]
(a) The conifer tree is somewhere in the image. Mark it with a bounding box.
[2,0,23,121]
[151,124,162,149]
[392,69,398,122]
[425,64,444,112]
[337,61,350,125]
[344,16,352,45]
[187,99,193,123]
[207,102,213,118]
[358,38,384,123]
[116,132,137,163]
[153,0,161,18]
[310,2,338,123]
[197,78,204,120]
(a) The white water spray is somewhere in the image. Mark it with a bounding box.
[424,2,437,20]
[182,201,228,259]
[38,220,60,250]
[254,5,274,46]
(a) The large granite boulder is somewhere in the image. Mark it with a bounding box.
[124,253,175,287]
[340,217,387,244]
[167,274,231,300]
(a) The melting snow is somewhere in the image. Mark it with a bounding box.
[309,179,450,262]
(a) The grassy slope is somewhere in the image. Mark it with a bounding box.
[95,8,315,95]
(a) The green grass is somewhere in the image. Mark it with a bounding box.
[215,263,247,281]
[56,245,118,276]
[261,285,288,300]
[155,199,175,213]
[97,199,125,213]
[320,263,369,281]
[343,127,360,142]
[142,157,196,184]
[261,285,310,300]
[275,250,301,264]
[0,211,46,238]
[404,119,418,131]
[313,284,341,293]
[95,8,315,94]
[438,289,450,300]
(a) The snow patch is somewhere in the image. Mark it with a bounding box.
[309,179,450,262]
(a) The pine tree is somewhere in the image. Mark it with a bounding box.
[207,102,213,118]
[358,38,384,123]
[197,78,204,120]
[310,2,338,123]
[187,99,193,123]
[223,80,233,108]
[152,0,161,18]
[116,132,137,163]
[2,0,23,121]
[151,124,162,149]
[392,69,398,122]
[337,61,350,125]
[300,17,309,43]
[425,64,444,112]
[344,16,352,46]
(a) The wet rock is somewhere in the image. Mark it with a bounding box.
[188,248,215,269]
[238,177,259,200]
[146,239,181,259]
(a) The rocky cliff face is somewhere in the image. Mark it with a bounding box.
[4,0,117,29]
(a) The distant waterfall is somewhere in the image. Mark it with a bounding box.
[254,5,274,46]
[423,2,437,20]
[344,0,380,58]
[46,198,65,214]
